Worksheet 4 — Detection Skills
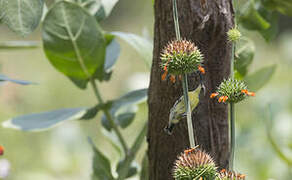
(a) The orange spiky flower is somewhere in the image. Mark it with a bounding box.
[210,78,255,103]
[160,39,204,82]
[173,149,217,180]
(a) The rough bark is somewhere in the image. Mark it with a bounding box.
[147,0,234,179]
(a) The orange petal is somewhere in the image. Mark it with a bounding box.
[210,93,219,98]
[198,65,205,74]
[247,91,255,96]
[218,96,224,103]
[163,65,167,71]
[0,146,4,156]
[220,169,226,173]
[170,75,176,83]
[241,89,248,94]
[184,147,198,155]
[161,71,167,81]
[223,96,228,102]
[199,177,203,180]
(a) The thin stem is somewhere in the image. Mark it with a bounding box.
[229,39,236,170]
[229,102,235,170]
[117,122,148,180]
[89,78,129,153]
[230,44,235,78]
[182,74,196,148]
[172,0,195,148]
[172,0,181,40]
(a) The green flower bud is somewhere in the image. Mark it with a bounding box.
[227,28,241,42]
[173,149,217,180]
[210,78,255,103]
[161,40,204,76]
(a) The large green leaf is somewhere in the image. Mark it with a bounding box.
[102,88,148,130]
[257,7,279,41]
[112,32,153,68]
[234,38,255,77]
[2,108,90,131]
[0,0,44,36]
[244,64,277,91]
[239,0,270,31]
[95,0,118,21]
[42,1,106,87]
[0,74,36,85]
[94,34,120,82]
[69,0,119,21]
[262,0,292,16]
[88,138,114,180]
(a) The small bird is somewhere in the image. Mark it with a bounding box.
[164,85,202,135]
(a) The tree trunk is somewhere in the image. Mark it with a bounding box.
[147,0,234,179]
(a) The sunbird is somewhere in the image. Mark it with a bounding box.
[164,85,202,135]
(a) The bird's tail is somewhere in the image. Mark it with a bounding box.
[164,124,175,135]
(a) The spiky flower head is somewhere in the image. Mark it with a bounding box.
[217,169,246,180]
[173,148,217,180]
[210,78,255,103]
[160,40,204,82]
[227,28,241,42]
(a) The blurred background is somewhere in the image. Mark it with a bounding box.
[0,0,291,179]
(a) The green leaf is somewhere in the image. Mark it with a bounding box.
[0,41,38,49]
[112,32,153,68]
[262,0,292,16]
[234,38,255,77]
[0,0,44,36]
[95,0,118,21]
[117,111,136,128]
[88,138,114,180]
[239,0,270,31]
[42,1,106,88]
[257,7,279,41]
[0,74,36,85]
[101,88,148,130]
[101,129,122,156]
[2,108,88,131]
[244,64,277,91]
[94,34,120,82]
[116,160,138,178]
[81,102,112,120]
[69,0,118,21]
[117,123,147,179]
[140,153,149,180]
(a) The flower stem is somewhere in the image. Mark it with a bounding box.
[229,101,235,170]
[229,41,236,170]
[172,0,181,41]
[89,78,129,153]
[182,74,196,148]
[172,0,196,148]
[117,122,148,180]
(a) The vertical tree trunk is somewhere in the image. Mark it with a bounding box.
[147,0,234,179]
